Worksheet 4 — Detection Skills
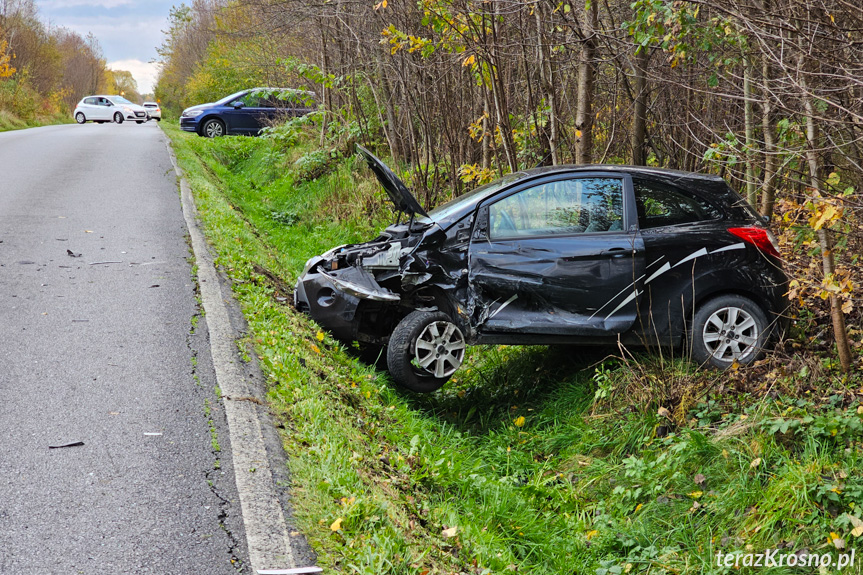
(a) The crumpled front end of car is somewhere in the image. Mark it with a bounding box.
[294,221,455,344]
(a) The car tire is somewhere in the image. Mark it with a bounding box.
[75,112,86,124]
[690,294,770,369]
[113,112,123,124]
[201,118,225,138]
[136,120,144,124]
[156,118,161,122]
[387,310,466,392]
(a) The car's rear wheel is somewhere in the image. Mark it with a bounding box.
[202,118,225,138]
[113,112,123,124]
[387,310,465,392]
[136,120,144,124]
[75,112,86,124]
[691,295,770,369]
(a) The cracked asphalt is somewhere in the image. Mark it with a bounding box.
[0,122,249,574]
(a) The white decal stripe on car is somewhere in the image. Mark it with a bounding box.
[672,247,708,268]
[645,262,672,284]
[709,242,746,254]
[604,290,642,321]
[488,294,518,319]
[588,274,646,320]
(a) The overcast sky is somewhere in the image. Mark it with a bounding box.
[38,0,174,94]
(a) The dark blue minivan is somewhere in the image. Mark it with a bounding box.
[179,88,316,137]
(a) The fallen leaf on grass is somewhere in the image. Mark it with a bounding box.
[330,517,343,532]
[693,473,706,485]
[442,526,458,538]
[657,406,671,419]
[829,532,846,549]
[514,416,525,427]
[750,458,762,469]
[846,514,863,537]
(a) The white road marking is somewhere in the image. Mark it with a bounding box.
[164,136,297,573]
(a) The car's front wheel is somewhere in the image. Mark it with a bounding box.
[201,118,225,138]
[691,294,770,369]
[113,112,123,124]
[75,112,86,124]
[387,310,466,392]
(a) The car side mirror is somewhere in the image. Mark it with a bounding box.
[233,102,245,109]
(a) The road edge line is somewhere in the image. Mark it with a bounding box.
[163,135,297,574]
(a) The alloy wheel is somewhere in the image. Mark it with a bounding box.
[701,306,759,363]
[413,321,465,378]
[205,120,224,137]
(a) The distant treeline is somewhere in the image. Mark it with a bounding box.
[0,0,140,123]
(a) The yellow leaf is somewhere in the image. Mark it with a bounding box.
[689,491,704,499]
[586,529,598,540]
[330,517,343,531]
[462,54,475,67]
[575,129,583,139]
[750,457,762,469]
[842,299,853,314]
[857,405,863,415]
[657,406,671,419]
[311,344,320,354]
[847,514,863,537]
[514,416,526,427]
[442,526,458,538]
[634,503,643,513]
[316,331,325,341]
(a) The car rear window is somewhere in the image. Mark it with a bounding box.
[634,177,722,229]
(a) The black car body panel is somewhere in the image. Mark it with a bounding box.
[295,149,789,359]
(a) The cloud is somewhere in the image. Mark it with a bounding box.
[108,59,161,94]
[40,0,133,8]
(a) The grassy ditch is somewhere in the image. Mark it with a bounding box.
[162,121,863,574]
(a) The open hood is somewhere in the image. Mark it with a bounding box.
[357,145,429,218]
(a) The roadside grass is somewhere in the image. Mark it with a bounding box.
[161,121,863,574]
[0,108,73,132]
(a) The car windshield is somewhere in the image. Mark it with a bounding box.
[215,90,249,106]
[419,173,524,223]
[112,96,133,105]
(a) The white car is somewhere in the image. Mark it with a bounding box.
[142,101,161,121]
[73,95,149,124]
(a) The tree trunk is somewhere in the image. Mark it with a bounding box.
[631,48,648,165]
[535,2,558,164]
[743,54,757,207]
[801,56,853,373]
[575,0,597,164]
[759,55,777,217]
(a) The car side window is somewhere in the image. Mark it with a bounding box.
[633,178,722,229]
[84,97,97,105]
[488,177,624,240]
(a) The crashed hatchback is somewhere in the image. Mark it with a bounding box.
[295,146,788,392]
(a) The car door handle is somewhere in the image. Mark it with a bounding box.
[601,247,632,258]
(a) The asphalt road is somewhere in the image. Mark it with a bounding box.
[0,121,248,574]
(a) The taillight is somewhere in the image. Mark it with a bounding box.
[728,227,781,259]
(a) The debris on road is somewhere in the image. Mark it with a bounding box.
[143,432,163,436]
[66,249,81,258]
[48,442,85,449]
[88,261,123,265]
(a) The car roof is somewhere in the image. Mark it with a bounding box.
[512,164,726,184]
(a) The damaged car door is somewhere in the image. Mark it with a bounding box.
[468,175,646,339]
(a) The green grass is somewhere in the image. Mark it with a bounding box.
[161,120,863,574]
[0,108,74,132]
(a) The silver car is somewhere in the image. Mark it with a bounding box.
[142,102,161,121]
[73,95,149,124]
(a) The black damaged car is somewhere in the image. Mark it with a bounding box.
[294,146,789,392]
